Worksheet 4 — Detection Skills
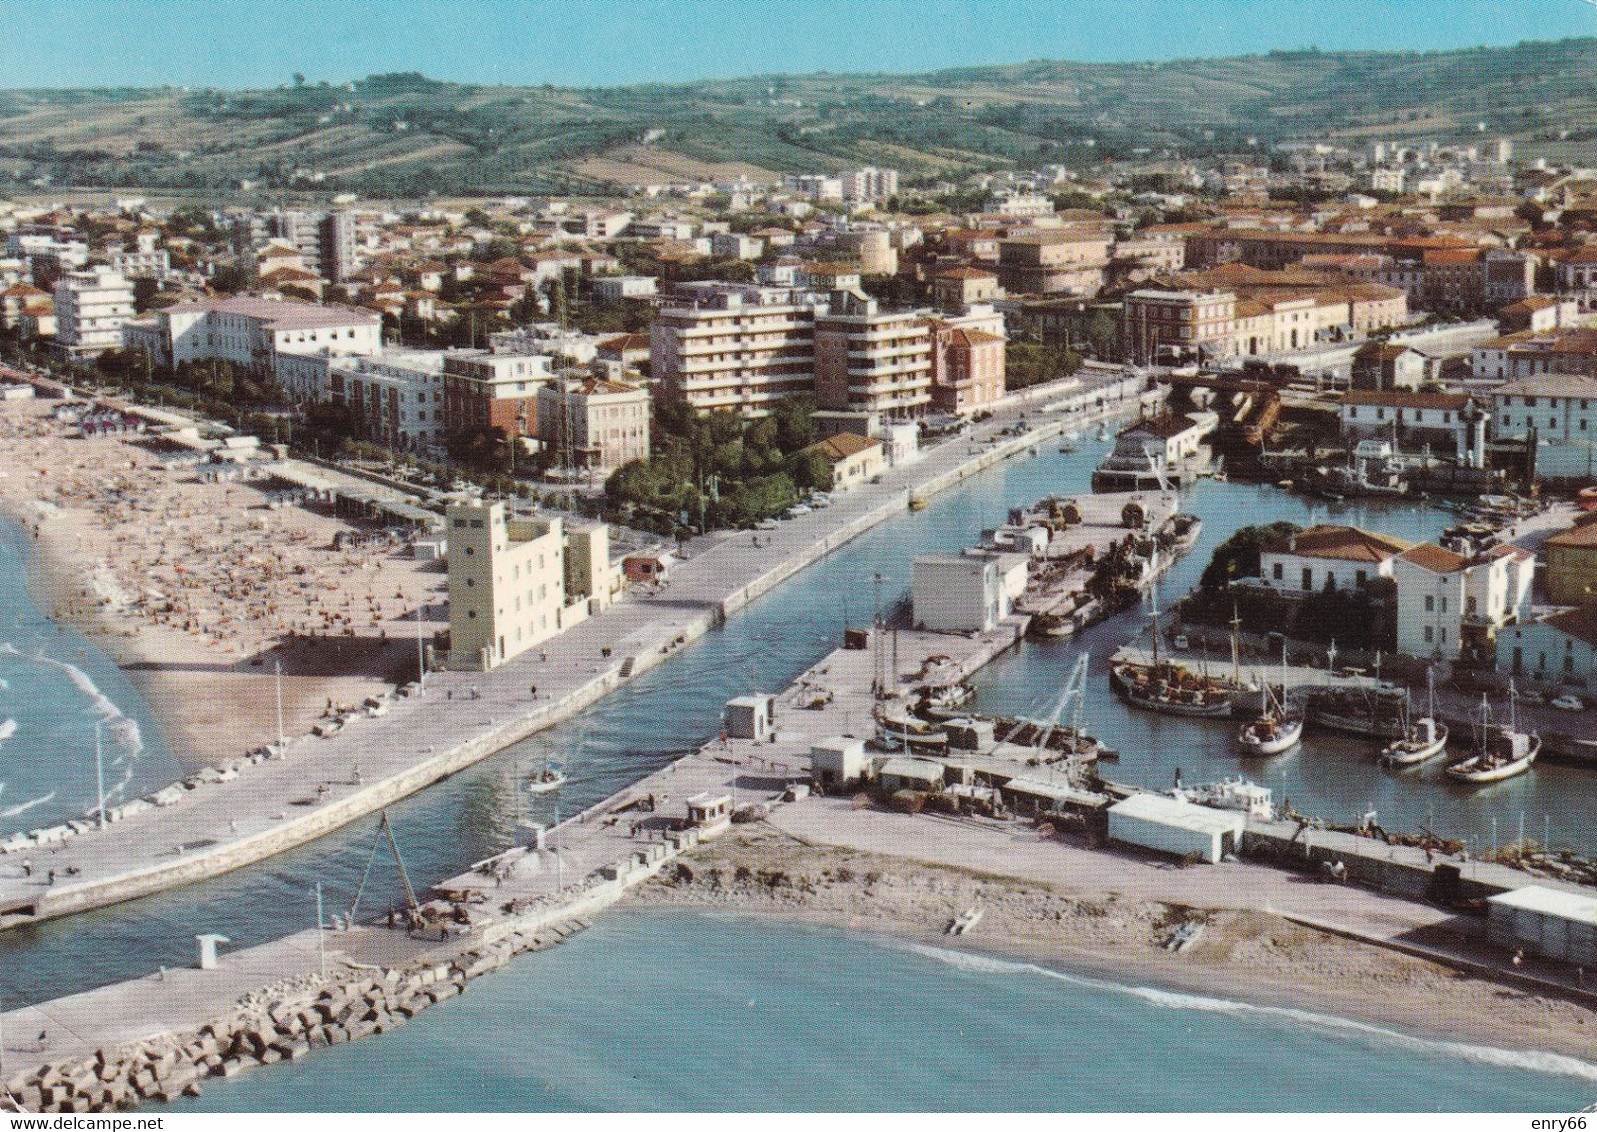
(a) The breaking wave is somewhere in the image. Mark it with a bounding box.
[897,940,1597,1085]
[0,789,57,819]
[0,718,14,744]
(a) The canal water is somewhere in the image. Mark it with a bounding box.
[2,426,1594,1107]
[171,910,1597,1113]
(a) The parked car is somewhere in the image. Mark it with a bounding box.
[1551,694,1586,712]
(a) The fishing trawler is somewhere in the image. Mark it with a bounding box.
[1110,589,1236,718]
[1306,679,1409,740]
[1380,669,1449,766]
[1446,688,1539,785]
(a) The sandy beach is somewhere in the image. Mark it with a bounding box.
[0,398,446,767]
[629,825,1597,1065]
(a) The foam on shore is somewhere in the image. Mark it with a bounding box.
[899,939,1597,1085]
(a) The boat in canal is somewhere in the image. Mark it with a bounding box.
[1111,589,1235,718]
[1239,639,1302,755]
[526,755,568,793]
[1306,680,1409,740]
[1446,688,1539,785]
[1380,669,1449,767]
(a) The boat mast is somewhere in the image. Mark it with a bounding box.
[1230,604,1242,689]
[1149,578,1160,669]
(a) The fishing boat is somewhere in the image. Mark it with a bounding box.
[526,760,568,793]
[1380,669,1449,766]
[1238,638,1302,755]
[923,681,975,711]
[1307,672,1409,740]
[1111,588,1234,718]
[1446,688,1539,785]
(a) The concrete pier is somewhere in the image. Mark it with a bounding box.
[0,373,1150,932]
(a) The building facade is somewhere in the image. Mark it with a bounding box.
[651,284,820,416]
[54,268,135,358]
[536,376,652,474]
[813,291,934,418]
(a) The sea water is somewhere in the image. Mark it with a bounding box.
[0,518,177,836]
[172,910,1597,1112]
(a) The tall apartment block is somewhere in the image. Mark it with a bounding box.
[651,284,822,416]
[813,290,934,419]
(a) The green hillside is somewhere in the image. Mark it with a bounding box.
[1,38,1593,198]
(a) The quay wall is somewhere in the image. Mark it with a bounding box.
[10,393,1139,930]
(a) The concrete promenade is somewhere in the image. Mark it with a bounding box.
[9,610,1594,1106]
[0,372,1150,932]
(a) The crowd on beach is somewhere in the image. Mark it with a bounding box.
[0,401,444,665]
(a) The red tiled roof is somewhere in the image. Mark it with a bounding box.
[1273,524,1413,563]
[1398,543,1469,574]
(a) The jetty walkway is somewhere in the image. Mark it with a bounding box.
[0,372,1149,931]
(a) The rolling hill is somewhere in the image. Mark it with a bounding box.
[1,37,1594,199]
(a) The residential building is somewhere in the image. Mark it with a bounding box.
[929,307,1006,415]
[121,294,380,386]
[591,275,657,301]
[444,501,615,671]
[931,267,1001,313]
[1490,374,1597,482]
[710,232,764,261]
[1501,606,1597,691]
[813,291,934,418]
[1542,517,1597,606]
[1121,290,1236,365]
[651,283,821,416]
[536,375,651,474]
[839,167,899,203]
[1392,541,1533,661]
[996,230,1111,296]
[1350,343,1428,392]
[1339,391,1475,458]
[1472,329,1597,385]
[328,349,448,453]
[1258,524,1411,594]
[442,351,553,441]
[54,268,135,358]
[801,432,886,492]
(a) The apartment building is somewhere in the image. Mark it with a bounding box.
[839,167,899,203]
[444,501,616,671]
[121,294,380,378]
[54,268,135,358]
[1490,374,1597,482]
[1392,541,1533,662]
[813,290,934,419]
[929,306,1007,415]
[1121,289,1236,365]
[328,349,448,453]
[234,209,363,283]
[1471,329,1597,384]
[931,267,1001,313]
[651,283,821,416]
[996,230,1111,296]
[441,351,553,441]
[536,375,651,474]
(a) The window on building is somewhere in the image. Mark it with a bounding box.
[1424,595,1434,612]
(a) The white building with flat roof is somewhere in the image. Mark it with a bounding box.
[444,500,616,671]
[54,267,134,358]
[1108,793,1244,864]
[912,553,1008,633]
[121,293,380,377]
[329,348,448,453]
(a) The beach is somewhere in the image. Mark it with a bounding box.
[0,398,445,767]
[628,824,1597,1065]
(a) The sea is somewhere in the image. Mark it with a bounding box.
[3,428,1595,1111]
[170,910,1597,1113]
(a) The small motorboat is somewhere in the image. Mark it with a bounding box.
[526,763,568,793]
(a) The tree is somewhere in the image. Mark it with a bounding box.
[1199,522,1301,591]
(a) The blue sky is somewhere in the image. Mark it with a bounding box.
[1,0,1594,89]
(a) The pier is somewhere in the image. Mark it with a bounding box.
[0,372,1151,932]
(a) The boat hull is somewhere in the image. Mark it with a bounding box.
[1380,724,1449,766]
[1445,736,1540,784]
[1239,718,1303,755]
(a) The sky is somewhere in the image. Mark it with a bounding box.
[0,0,1594,89]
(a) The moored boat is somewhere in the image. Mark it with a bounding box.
[1238,637,1302,755]
[1380,669,1449,766]
[1446,689,1539,785]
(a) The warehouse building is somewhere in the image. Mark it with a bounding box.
[1107,793,1244,864]
[1486,885,1597,967]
